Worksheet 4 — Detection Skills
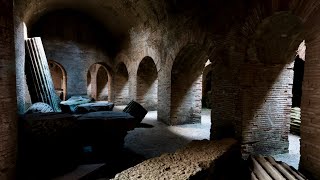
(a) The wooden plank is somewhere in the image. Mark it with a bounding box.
[265,156,296,180]
[255,155,286,180]
[250,156,273,180]
[280,162,306,180]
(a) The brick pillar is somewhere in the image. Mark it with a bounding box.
[129,64,138,101]
[299,38,320,179]
[240,62,293,156]
[0,0,17,179]
[211,64,240,140]
[158,67,171,124]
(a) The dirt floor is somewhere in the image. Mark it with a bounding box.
[124,108,211,158]
[58,107,300,179]
[124,108,300,168]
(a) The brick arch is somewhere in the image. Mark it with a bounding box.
[87,63,113,101]
[218,9,306,156]
[113,62,130,105]
[165,30,212,70]
[247,12,303,65]
[170,44,208,125]
[48,60,67,100]
[136,56,158,110]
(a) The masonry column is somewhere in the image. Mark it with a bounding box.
[299,38,320,179]
[240,62,293,156]
[0,0,18,179]
[129,64,138,101]
[90,68,98,100]
[157,67,171,124]
[211,64,240,140]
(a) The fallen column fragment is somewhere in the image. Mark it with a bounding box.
[25,37,61,112]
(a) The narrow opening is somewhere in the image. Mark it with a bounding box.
[170,45,206,125]
[137,56,158,111]
[48,60,67,100]
[114,62,129,105]
[87,63,111,101]
[96,66,109,101]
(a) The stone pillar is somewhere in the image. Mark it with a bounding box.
[0,0,17,179]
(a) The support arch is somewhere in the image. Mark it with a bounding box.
[48,60,67,100]
[87,63,112,101]
[170,44,208,125]
[137,56,158,110]
[114,62,130,105]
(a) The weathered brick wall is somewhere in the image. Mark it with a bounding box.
[113,62,130,105]
[0,0,17,179]
[44,41,111,98]
[30,11,113,98]
[240,63,293,156]
[137,57,158,110]
[11,1,320,179]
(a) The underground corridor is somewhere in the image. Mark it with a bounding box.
[1,0,320,180]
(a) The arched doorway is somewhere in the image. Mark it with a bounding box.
[137,56,158,110]
[96,66,109,101]
[170,44,208,125]
[48,60,67,100]
[87,63,112,101]
[114,62,130,105]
